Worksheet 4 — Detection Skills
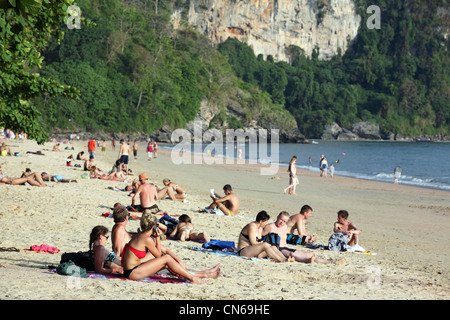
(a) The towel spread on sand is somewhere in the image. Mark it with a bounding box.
[29,244,60,254]
[50,269,189,284]
[189,246,267,261]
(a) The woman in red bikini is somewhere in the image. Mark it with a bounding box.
[121,212,220,284]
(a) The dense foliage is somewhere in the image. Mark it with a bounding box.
[3,0,448,140]
[34,0,242,135]
[0,0,79,143]
[218,0,450,138]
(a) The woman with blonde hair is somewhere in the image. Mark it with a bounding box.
[121,212,220,283]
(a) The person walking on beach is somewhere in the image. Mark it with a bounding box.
[133,141,138,161]
[394,166,401,184]
[153,142,158,158]
[283,156,299,195]
[88,138,96,159]
[117,139,130,175]
[320,155,328,177]
[147,141,153,160]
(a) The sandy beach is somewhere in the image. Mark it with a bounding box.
[0,138,449,301]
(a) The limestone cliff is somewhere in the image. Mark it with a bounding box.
[184,0,361,61]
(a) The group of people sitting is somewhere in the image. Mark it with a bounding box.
[237,205,359,264]
[88,202,356,284]
[89,206,220,284]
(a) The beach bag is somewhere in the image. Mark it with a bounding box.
[56,261,87,278]
[263,233,281,247]
[328,233,349,251]
[60,251,95,271]
[286,234,306,245]
[203,240,235,250]
[159,214,179,234]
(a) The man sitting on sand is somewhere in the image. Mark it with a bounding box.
[111,205,139,260]
[286,204,317,245]
[263,211,345,265]
[200,184,240,216]
[333,210,361,247]
[0,166,47,187]
[132,173,159,214]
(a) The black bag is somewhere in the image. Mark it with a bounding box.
[263,233,281,247]
[286,234,307,245]
[60,251,95,271]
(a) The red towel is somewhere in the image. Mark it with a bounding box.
[29,244,60,254]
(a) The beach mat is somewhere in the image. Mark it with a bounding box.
[49,269,189,284]
[189,246,267,261]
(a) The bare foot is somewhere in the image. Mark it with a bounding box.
[287,255,295,262]
[191,276,209,284]
[333,257,346,265]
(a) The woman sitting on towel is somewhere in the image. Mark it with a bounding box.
[121,212,220,283]
[157,178,187,201]
[89,226,123,275]
[237,210,294,262]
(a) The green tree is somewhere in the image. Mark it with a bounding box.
[0,0,79,143]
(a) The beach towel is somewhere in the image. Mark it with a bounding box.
[29,244,60,254]
[50,268,188,284]
[189,246,267,261]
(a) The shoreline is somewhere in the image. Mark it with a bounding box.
[158,143,450,194]
[0,139,449,300]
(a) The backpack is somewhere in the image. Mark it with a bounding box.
[263,233,281,247]
[159,214,179,234]
[56,261,87,278]
[202,240,235,250]
[286,234,307,245]
[328,233,349,251]
[60,251,95,271]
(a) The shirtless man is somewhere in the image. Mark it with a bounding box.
[111,205,135,259]
[202,184,239,216]
[334,210,361,247]
[118,139,131,175]
[131,173,167,234]
[131,173,159,214]
[286,204,317,244]
[263,211,345,265]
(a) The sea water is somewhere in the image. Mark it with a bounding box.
[161,140,450,191]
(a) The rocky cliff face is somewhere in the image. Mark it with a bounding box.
[185,0,361,61]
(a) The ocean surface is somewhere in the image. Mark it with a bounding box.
[161,140,450,191]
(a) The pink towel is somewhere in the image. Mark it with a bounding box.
[29,244,60,254]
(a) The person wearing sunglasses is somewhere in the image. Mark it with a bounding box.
[89,226,123,275]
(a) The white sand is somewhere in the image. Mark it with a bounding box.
[0,138,449,300]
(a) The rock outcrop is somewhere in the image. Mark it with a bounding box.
[184,0,361,62]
